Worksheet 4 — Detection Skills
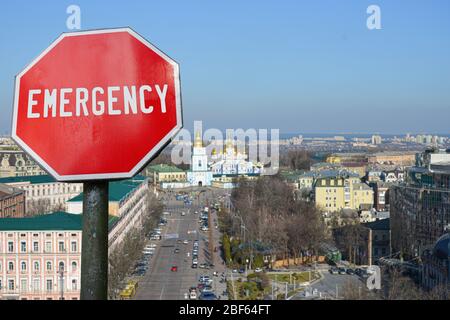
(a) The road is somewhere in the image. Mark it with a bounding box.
[291,271,366,300]
[134,188,228,300]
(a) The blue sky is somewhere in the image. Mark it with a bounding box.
[0,0,449,135]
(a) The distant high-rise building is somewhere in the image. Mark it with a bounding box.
[371,135,382,145]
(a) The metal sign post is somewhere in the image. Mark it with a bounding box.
[80,181,109,300]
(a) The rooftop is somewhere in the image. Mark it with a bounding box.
[0,212,81,231]
[0,183,24,198]
[0,174,56,185]
[0,211,120,232]
[146,164,185,173]
[363,218,390,231]
[68,175,147,203]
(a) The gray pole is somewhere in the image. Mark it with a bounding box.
[80,180,109,300]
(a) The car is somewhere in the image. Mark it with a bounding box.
[199,263,207,269]
[201,286,213,293]
[232,269,238,273]
[171,265,178,272]
[189,291,197,300]
[192,249,199,255]
[148,243,157,248]
[201,226,209,232]
[199,292,217,300]
[183,239,189,245]
[199,275,210,282]
[192,258,198,264]
[174,248,180,254]
[338,267,347,275]
[346,268,355,275]
[255,268,263,273]
[238,268,245,274]
[329,267,339,275]
[191,263,198,269]
[189,286,197,293]
[181,212,186,216]
[201,279,213,286]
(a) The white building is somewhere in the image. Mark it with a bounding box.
[0,212,82,300]
[66,175,149,251]
[186,132,213,187]
[210,138,262,176]
[0,175,83,210]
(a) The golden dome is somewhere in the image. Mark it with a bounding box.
[194,131,203,148]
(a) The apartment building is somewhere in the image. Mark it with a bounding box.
[0,212,82,300]
[66,175,149,250]
[314,171,373,212]
[0,184,25,218]
[0,175,82,211]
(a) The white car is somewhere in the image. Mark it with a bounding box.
[183,239,189,245]
[181,212,186,216]
[255,268,263,273]
[189,291,197,300]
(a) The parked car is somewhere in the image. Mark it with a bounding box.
[255,268,263,273]
[191,263,198,269]
[189,291,197,300]
[329,267,339,275]
[183,239,189,245]
[346,268,355,275]
[199,292,217,300]
[238,268,245,274]
[171,265,178,272]
[338,267,347,275]
[174,248,180,254]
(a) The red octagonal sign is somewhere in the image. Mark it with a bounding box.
[12,28,182,181]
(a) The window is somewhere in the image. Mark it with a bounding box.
[46,279,53,292]
[8,261,14,271]
[33,241,39,252]
[8,241,14,253]
[33,279,40,292]
[59,261,65,272]
[72,279,77,291]
[58,241,65,252]
[71,261,77,272]
[20,241,27,253]
[8,279,15,291]
[21,279,27,292]
[34,261,40,271]
[21,261,27,272]
[71,241,77,252]
[46,261,52,272]
[45,241,52,253]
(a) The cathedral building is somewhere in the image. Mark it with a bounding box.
[186,132,213,187]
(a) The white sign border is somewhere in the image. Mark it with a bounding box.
[11,27,183,182]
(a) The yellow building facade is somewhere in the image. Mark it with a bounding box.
[315,175,373,212]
